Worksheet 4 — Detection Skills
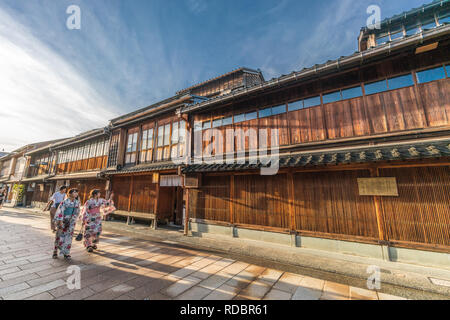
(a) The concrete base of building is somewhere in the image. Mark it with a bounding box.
[189,221,450,269]
[30,201,47,210]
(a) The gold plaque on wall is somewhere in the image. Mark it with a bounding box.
[357,177,399,196]
[152,173,159,184]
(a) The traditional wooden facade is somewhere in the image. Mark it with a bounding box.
[179,2,450,259]
[4,2,448,265]
[104,68,265,227]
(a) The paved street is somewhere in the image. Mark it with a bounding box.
[0,209,405,300]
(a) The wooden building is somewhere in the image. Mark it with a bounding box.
[178,2,450,264]
[0,141,58,207]
[104,68,265,227]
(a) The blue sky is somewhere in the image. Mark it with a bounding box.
[0,0,428,151]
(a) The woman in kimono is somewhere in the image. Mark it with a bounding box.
[81,189,115,252]
[52,188,80,260]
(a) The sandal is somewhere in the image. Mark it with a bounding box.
[52,251,58,259]
[64,255,71,260]
[92,245,98,250]
[87,247,94,253]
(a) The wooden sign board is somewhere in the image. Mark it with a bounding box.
[184,174,200,189]
[152,173,159,184]
[358,177,399,196]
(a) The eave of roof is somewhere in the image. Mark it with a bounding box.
[181,24,450,114]
[182,139,450,173]
[51,128,108,150]
[104,162,179,175]
[109,94,192,127]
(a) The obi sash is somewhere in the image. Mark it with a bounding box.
[64,207,76,216]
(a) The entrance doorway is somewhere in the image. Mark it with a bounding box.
[158,186,183,226]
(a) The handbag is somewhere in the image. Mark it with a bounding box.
[75,226,83,241]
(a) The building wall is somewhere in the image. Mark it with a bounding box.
[188,163,450,251]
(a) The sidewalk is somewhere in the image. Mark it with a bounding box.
[8,207,450,299]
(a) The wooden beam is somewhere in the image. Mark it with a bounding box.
[370,167,386,242]
[154,174,160,217]
[230,174,234,225]
[184,189,190,236]
[127,175,133,212]
[287,171,296,232]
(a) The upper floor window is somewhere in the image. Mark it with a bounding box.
[364,79,388,95]
[157,123,171,161]
[171,120,186,159]
[341,86,363,100]
[303,96,321,109]
[421,21,437,31]
[140,125,154,163]
[387,74,414,90]
[323,90,342,104]
[390,28,404,41]
[125,129,138,164]
[438,13,450,24]
[416,66,446,84]
[287,100,303,112]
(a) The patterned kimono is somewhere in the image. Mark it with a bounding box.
[81,198,115,248]
[53,198,80,256]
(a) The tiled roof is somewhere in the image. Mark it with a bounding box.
[182,140,450,173]
[105,162,180,175]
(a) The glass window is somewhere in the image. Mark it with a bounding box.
[390,30,404,41]
[341,86,363,100]
[421,21,437,31]
[438,14,450,24]
[288,100,303,112]
[212,118,222,128]
[304,96,321,108]
[222,116,232,126]
[446,65,450,77]
[259,107,272,118]
[163,124,171,146]
[179,121,186,142]
[405,25,420,36]
[202,121,211,129]
[194,122,202,132]
[172,122,179,143]
[272,105,286,116]
[416,66,446,84]
[322,91,341,104]
[234,113,245,123]
[157,126,164,147]
[376,35,390,44]
[147,129,154,148]
[388,74,414,90]
[245,111,257,121]
[365,80,388,95]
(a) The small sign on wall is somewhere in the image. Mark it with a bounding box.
[184,174,200,189]
[152,173,159,184]
[357,177,399,196]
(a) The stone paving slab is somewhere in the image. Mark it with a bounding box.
[0,209,409,300]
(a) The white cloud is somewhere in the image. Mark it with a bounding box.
[0,7,120,152]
